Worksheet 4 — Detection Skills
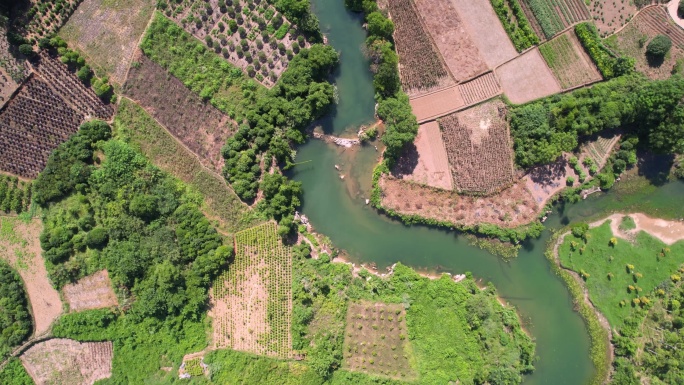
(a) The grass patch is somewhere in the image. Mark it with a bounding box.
[618,215,636,231]
[558,221,684,329]
[0,358,34,385]
[115,98,261,233]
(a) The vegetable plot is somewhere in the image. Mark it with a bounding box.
[211,222,292,358]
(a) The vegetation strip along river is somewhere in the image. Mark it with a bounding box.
[292,0,684,384]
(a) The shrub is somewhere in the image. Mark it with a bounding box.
[647,35,672,58]
[18,44,35,57]
[679,0,684,18]
[85,227,109,248]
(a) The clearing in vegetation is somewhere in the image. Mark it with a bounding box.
[408,0,488,82]
[343,302,416,380]
[385,0,454,95]
[495,47,562,104]
[558,218,684,330]
[587,0,638,36]
[157,0,309,87]
[539,30,602,90]
[21,338,113,385]
[115,98,257,234]
[0,75,82,179]
[58,0,155,84]
[0,217,63,337]
[520,0,590,39]
[62,270,118,312]
[123,52,236,172]
[392,121,453,190]
[579,134,620,170]
[210,222,292,358]
[447,0,519,68]
[606,6,684,80]
[439,99,516,195]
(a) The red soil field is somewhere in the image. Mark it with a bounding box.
[409,86,464,123]
[495,47,561,104]
[392,121,453,190]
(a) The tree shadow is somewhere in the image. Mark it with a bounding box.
[528,157,568,187]
[646,53,665,68]
[390,143,419,178]
[636,152,674,186]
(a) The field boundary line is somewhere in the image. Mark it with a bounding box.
[606,4,661,38]
[121,6,158,88]
[415,92,502,124]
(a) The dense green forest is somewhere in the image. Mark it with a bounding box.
[0,261,32,361]
[509,74,684,168]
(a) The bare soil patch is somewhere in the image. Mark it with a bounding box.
[448,0,519,68]
[523,155,573,207]
[392,121,453,190]
[343,302,416,380]
[21,339,113,385]
[385,0,454,95]
[59,0,155,84]
[606,6,684,80]
[539,30,603,90]
[439,99,516,194]
[209,222,292,358]
[588,0,639,37]
[496,47,562,104]
[411,0,488,82]
[0,217,62,336]
[379,176,538,228]
[592,213,684,245]
[123,52,235,171]
[63,270,118,312]
[408,86,464,122]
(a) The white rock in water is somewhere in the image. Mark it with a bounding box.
[340,174,345,179]
[365,199,369,205]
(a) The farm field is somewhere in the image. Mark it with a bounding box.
[606,6,684,80]
[580,134,620,169]
[62,270,118,312]
[34,52,114,120]
[115,98,256,234]
[408,86,464,122]
[539,30,602,90]
[157,0,309,87]
[558,218,684,330]
[392,121,453,190]
[123,52,235,171]
[587,0,638,36]
[495,47,562,104]
[59,0,155,84]
[439,99,516,194]
[490,0,541,51]
[21,339,113,385]
[343,302,416,379]
[0,76,83,179]
[449,0,519,68]
[0,176,32,214]
[379,175,538,228]
[409,0,487,83]
[210,222,292,358]
[520,0,590,39]
[0,217,62,337]
[0,26,30,84]
[9,0,84,42]
[385,0,454,95]
[457,71,502,106]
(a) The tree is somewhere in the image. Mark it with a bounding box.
[647,35,672,58]
[18,44,34,57]
[366,12,394,41]
[679,0,684,18]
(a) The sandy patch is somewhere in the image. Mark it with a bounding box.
[392,121,453,190]
[409,86,464,123]
[21,339,113,385]
[63,270,118,312]
[0,217,62,336]
[449,0,519,68]
[592,213,684,245]
[495,47,562,104]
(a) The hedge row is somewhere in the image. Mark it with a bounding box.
[575,23,633,79]
[491,0,540,52]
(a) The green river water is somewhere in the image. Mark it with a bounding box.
[291,1,684,383]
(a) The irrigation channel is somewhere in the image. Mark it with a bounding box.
[290,1,684,383]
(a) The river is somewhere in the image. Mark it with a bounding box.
[290,1,684,384]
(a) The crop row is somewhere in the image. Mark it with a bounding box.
[439,108,515,195]
[490,0,540,51]
[523,0,589,39]
[212,222,292,358]
[386,0,450,93]
[539,32,601,89]
[0,76,83,179]
[457,72,501,106]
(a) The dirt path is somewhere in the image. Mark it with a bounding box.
[590,213,684,245]
[0,216,62,337]
[666,0,684,29]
